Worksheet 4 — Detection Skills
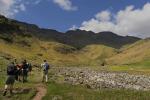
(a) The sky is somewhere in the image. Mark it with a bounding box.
[0,0,150,38]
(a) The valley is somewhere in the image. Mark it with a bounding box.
[0,15,150,100]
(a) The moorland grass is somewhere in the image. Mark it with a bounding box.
[0,59,38,100]
[43,82,150,100]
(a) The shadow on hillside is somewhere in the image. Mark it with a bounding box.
[38,30,140,49]
[0,14,141,49]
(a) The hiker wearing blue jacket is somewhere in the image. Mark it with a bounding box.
[41,60,50,83]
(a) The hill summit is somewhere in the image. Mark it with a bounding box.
[0,14,140,49]
[0,14,146,67]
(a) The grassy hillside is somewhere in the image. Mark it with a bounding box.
[0,33,149,68]
[0,15,140,50]
[76,45,116,66]
[0,33,117,67]
[43,83,150,100]
[106,38,150,68]
[1,15,150,100]
[0,14,143,67]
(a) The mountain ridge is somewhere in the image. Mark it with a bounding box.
[0,14,140,49]
[0,14,150,67]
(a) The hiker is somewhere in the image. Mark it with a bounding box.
[14,59,19,81]
[27,62,32,75]
[3,62,17,96]
[16,64,23,82]
[41,60,50,83]
[21,60,29,83]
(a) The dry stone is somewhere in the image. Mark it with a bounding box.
[50,67,150,91]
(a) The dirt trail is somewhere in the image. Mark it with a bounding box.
[33,84,47,100]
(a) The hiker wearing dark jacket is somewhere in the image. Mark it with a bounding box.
[22,60,29,83]
[14,59,19,81]
[27,63,32,75]
[3,62,17,96]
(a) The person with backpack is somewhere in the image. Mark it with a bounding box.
[21,60,29,83]
[13,59,19,81]
[27,62,32,75]
[41,60,50,83]
[3,62,17,96]
[16,64,23,82]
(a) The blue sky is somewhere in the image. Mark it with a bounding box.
[0,0,150,38]
[15,0,149,31]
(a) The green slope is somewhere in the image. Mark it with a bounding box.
[106,38,150,67]
[0,34,117,67]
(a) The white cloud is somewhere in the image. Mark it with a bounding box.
[33,0,42,5]
[0,0,78,17]
[0,0,43,17]
[0,0,27,17]
[95,11,111,21]
[69,25,78,30]
[0,0,15,17]
[19,4,26,11]
[53,0,77,11]
[79,3,150,38]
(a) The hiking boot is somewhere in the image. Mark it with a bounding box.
[10,90,13,96]
[23,79,25,83]
[3,90,7,96]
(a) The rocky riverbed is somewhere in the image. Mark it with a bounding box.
[49,67,150,91]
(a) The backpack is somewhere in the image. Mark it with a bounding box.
[7,64,15,75]
[28,63,32,71]
[44,63,49,70]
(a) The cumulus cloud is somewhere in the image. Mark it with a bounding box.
[53,0,77,11]
[79,3,150,38]
[69,25,78,30]
[95,11,111,21]
[19,3,26,11]
[0,0,27,17]
[0,0,42,17]
[0,0,15,17]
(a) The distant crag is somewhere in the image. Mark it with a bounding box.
[0,14,140,49]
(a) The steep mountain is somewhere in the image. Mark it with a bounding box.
[0,14,145,67]
[0,15,140,49]
[65,30,140,49]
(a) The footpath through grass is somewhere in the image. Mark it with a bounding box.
[0,60,39,100]
[1,57,150,100]
[43,82,150,100]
